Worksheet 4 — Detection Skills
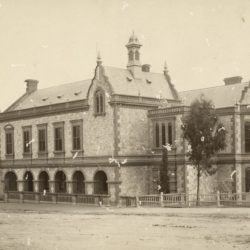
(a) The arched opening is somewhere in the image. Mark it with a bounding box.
[4,172,17,191]
[72,171,85,193]
[55,171,67,193]
[23,171,34,192]
[39,171,49,192]
[135,50,140,60]
[94,89,105,115]
[94,171,108,194]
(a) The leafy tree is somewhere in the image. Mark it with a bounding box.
[181,96,227,205]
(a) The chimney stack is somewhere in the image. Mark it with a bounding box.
[142,64,150,72]
[224,76,242,85]
[25,79,38,94]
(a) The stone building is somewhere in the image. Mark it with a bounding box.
[0,33,250,203]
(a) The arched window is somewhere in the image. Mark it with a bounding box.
[39,171,49,192]
[155,123,160,148]
[129,51,133,61]
[23,171,34,192]
[135,50,140,60]
[4,172,17,191]
[55,171,67,193]
[94,89,105,115]
[72,171,85,193]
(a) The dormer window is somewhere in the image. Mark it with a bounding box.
[94,89,105,116]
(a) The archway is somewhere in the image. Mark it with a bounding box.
[4,172,17,191]
[39,171,49,192]
[55,171,67,193]
[72,171,85,193]
[23,171,34,192]
[94,171,108,194]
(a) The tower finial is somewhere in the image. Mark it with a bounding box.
[97,50,102,65]
[163,61,168,74]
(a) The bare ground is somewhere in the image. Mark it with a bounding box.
[0,202,250,250]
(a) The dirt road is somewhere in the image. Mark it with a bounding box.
[0,203,249,250]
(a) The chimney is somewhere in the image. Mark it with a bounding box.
[142,64,151,72]
[223,76,242,85]
[25,79,38,94]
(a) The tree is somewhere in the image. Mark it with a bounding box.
[181,96,227,205]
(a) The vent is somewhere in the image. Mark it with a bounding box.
[224,76,243,85]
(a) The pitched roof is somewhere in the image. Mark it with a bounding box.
[103,66,177,100]
[7,79,91,111]
[179,82,250,108]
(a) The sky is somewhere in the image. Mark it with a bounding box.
[0,0,250,111]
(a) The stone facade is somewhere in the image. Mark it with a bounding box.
[1,33,250,203]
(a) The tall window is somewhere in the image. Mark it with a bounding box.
[4,124,14,156]
[95,89,105,115]
[162,124,166,146]
[54,125,64,152]
[73,125,81,150]
[23,126,32,154]
[168,123,173,145]
[154,121,174,148]
[245,123,250,152]
[155,123,160,148]
[38,127,47,152]
[6,132,13,155]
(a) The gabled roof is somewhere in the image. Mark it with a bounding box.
[103,66,177,100]
[179,82,250,108]
[7,79,91,111]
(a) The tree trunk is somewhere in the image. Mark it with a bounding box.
[196,163,200,206]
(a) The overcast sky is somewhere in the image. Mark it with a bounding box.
[0,0,250,111]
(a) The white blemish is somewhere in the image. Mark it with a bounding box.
[121,1,129,11]
[11,63,26,68]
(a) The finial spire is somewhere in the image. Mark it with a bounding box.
[163,61,168,74]
[97,50,102,65]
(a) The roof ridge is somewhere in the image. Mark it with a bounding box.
[179,81,250,93]
[36,79,92,92]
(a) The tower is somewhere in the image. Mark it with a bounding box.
[126,31,142,78]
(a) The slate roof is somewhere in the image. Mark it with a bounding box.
[6,65,178,112]
[179,82,250,108]
[7,79,91,111]
[103,66,176,100]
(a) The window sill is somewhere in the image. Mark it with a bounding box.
[23,153,32,158]
[5,154,14,160]
[38,152,48,158]
[71,150,84,158]
[53,151,65,158]
[94,112,106,117]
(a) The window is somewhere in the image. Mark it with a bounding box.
[154,121,174,148]
[38,127,47,152]
[73,125,81,150]
[95,89,105,115]
[168,123,173,145]
[155,123,160,148]
[135,50,139,60]
[54,123,64,152]
[23,126,32,154]
[6,132,13,155]
[162,124,166,146]
[129,51,133,61]
[245,123,250,152]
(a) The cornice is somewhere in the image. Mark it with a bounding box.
[0,100,89,122]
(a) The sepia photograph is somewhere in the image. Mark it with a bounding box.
[0,0,250,249]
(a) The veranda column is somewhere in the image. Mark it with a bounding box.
[66,181,73,194]
[107,181,121,205]
[84,181,94,195]
[33,180,40,203]
[17,180,24,203]
[49,180,56,203]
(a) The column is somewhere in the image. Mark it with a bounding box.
[33,180,40,203]
[49,181,56,203]
[107,181,121,205]
[17,180,24,203]
[84,181,94,195]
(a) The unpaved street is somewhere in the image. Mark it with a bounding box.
[0,203,250,250]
